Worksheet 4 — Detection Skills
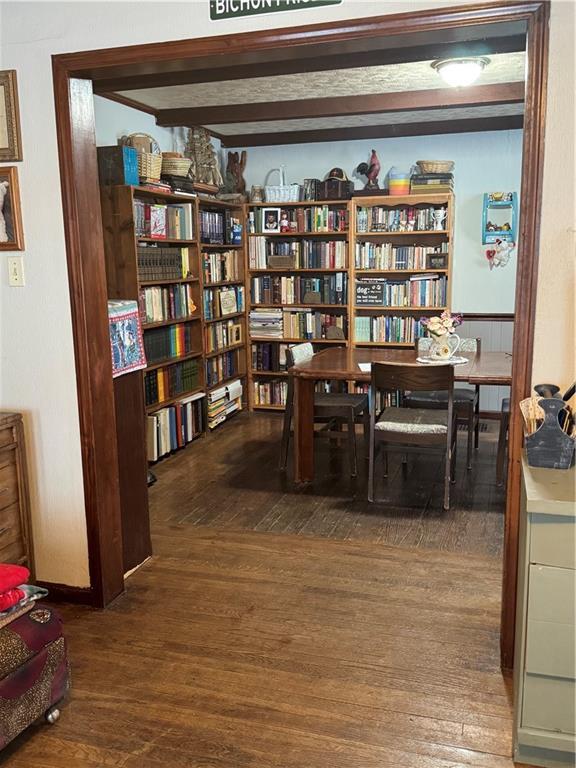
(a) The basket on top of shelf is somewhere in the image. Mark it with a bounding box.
[416,160,454,174]
[161,153,193,178]
[120,133,163,182]
[264,167,301,203]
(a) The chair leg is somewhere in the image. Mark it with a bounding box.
[368,436,375,502]
[279,398,292,471]
[474,387,480,449]
[347,413,357,478]
[363,409,370,462]
[451,435,457,484]
[466,406,474,470]
[383,448,388,478]
[443,453,451,511]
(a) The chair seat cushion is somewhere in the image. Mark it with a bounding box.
[405,387,477,405]
[375,407,448,434]
[314,392,368,413]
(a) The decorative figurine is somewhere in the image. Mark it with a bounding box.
[279,210,290,232]
[407,214,416,231]
[184,127,223,188]
[432,207,447,231]
[224,150,247,195]
[486,238,515,270]
[355,149,381,190]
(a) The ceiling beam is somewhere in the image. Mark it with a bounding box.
[93,35,525,94]
[156,82,524,127]
[218,115,524,147]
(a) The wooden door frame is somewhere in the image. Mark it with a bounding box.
[52,1,549,667]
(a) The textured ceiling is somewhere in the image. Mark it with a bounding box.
[207,102,524,136]
[119,52,526,110]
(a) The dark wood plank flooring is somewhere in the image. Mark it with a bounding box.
[150,412,505,558]
[1,413,516,767]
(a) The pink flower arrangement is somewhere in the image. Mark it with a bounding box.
[421,310,463,338]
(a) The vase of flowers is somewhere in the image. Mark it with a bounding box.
[421,311,463,360]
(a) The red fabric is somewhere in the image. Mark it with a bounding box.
[0,564,29,592]
[0,588,25,612]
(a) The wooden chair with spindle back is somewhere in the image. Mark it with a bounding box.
[280,343,369,477]
[368,362,457,510]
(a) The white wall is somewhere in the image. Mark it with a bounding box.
[0,0,571,587]
[94,96,175,151]
[230,130,522,312]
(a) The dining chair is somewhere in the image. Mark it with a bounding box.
[404,337,481,469]
[496,397,510,485]
[279,342,369,477]
[368,362,457,510]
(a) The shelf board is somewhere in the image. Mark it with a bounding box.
[198,196,244,209]
[249,200,348,207]
[200,243,243,249]
[203,279,245,288]
[131,185,198,203]
[354,306,447,312]
[249,268,345,273]
[204,311,245,324]
[139,277,199,286]
[146,386,205,413]
[205,342,246,359]
[352,193,453,206]
[250,370,289,377]
[354,341,415,347]
[248,232,348,238]
[355,268,448,274]
[250,337,346,344]
[356,230,449,236]
[146,351,203,372]
[207,373,246,391]
[142,315,201,330]
[252,403,286,410]
[137,237,197,245]
[251,303,348,310]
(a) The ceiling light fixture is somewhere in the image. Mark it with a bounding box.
[431,57,490,87]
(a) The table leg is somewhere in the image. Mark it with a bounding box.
[294,377,315,484]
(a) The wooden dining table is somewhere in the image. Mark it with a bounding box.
[290,346,513,483]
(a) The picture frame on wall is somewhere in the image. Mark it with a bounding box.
[0,166,25,251]
[0,71,22,162]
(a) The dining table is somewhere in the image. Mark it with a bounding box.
[289,346,513,483]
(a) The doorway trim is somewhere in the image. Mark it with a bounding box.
[52,1,549,667]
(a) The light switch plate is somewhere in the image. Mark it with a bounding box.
[8,256,25,287]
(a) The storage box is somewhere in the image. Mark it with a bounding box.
[318,178,354,201]
[97,145,139,187]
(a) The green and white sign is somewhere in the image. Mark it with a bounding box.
[210,0,342,21]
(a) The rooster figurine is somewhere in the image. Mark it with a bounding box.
[356,149,381,190]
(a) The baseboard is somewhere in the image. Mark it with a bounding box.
[37,581,94,606]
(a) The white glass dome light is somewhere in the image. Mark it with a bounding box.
[431,57,490,87]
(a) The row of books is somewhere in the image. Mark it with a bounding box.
[208,379,243,429]
[353,315,426,343]
[282,310,346,340]
[250,274,348,306]
[353,384,401,410]
[146,392,205,462]
[411,173,454,195]
[144,323,199,364]
[139,284,197,325]
[251,342,288,372]
[199,209,242,245]
[206,349,242,388]
[144,358,201,406]
[202,250,243,284]
[133,200,194,240]
[252,379,288,407]
[137,245,193,282]
[248,205,348,234]
[355,275,447,308]
[356,205,446,233]
[203,285,245,320]
[354,243,448,271]
[249,238,347,270]
[205,318,243,354]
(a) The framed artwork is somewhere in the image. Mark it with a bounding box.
[262,207,281,233]
[0,166,24,251]
[0,71,22,162]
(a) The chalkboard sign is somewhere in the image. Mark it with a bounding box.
[356,279,385,306]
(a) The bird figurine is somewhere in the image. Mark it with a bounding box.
[356,149,381,190]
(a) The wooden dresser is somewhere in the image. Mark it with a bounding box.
[0,412,33,572]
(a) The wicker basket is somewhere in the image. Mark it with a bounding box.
[416,160,454,174]
[265,183,301,203]
[121,133,162,182]
[161,154,192,178]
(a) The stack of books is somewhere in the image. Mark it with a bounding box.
[410,173,454,194]
[207,379,243,429]
[249,309,283,338]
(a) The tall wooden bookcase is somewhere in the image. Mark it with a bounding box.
[246,201,350,410]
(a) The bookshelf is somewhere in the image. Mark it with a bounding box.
[100,186,208,466]
[246,201,350,410]
[351,193,453,348]
[198,197,247,430]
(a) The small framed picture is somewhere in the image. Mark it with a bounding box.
[0,166,24,251]
[0,71,22,162]
[262,207,281,233]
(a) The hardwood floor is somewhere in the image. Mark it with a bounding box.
[1,413,518,767]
